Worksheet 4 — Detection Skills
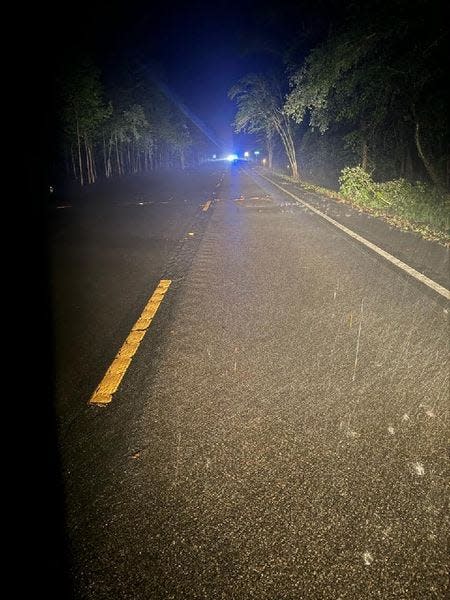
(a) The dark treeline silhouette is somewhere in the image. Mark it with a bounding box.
[229,0,449,191]
[58,57,214,186]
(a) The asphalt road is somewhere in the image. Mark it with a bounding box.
[46,162,449,599]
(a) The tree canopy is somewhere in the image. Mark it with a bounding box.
[58,58,214,185]
[229,73,299,178]
[229,0,449,189]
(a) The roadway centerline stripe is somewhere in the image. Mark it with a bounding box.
[89,279,172,405]
[202,200,212,212]
[256,171,450,301]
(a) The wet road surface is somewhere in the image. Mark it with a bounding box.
[47,163,449,599]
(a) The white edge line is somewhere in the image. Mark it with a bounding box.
[254,171,450,301]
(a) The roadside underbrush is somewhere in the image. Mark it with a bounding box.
[267,166,450,245]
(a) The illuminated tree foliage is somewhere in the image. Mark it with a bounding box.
[231,0,448,190]
[229,74,299,179]
[60,59,198,185]
[285,0,449,187]
[61,59,111,185]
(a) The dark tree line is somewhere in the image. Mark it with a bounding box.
[59,58,211,186]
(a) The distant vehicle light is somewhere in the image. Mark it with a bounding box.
[226,154,238,161]
[212,154,217,159]
[244,151,250,158]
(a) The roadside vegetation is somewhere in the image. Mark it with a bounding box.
[57,58,211,186]
[228,0,449,242]
[339,168,449,242]
[271,167,450,244]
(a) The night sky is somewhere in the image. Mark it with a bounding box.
[136,1,264,149]
[45,0,326,152]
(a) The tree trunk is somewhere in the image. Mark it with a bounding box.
[290,157,299,180]
[71,145,77,180]
[115,135,122,176]
[84,136,92,184]
[90,143,97,182]
[284,120,299,180]
[76,112,84,186]
[86,138,95,184]
[284,131,299,180]
[414,120,441,186]
[275,116,300,181]
[266,130,274,169]
[107,135,113,178]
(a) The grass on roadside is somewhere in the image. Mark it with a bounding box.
[266,166,450,245]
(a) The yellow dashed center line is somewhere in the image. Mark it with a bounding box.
[89,279,172,405]
[202,200,212,212]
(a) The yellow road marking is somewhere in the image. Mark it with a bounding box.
[89,279,172,405]
[203,200,212,212]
